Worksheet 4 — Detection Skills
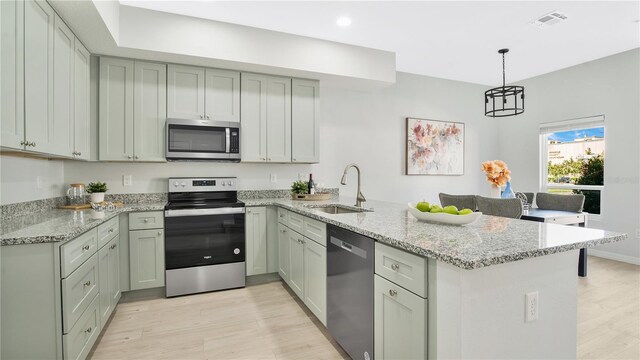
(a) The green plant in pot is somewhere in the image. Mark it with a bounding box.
[291,180,308,197]
[86,182,108,203]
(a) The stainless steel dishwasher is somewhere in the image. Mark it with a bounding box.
[327,224,375,360]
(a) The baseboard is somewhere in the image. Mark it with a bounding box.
[588,249,640,265]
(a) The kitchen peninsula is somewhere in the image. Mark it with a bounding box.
[1,195,625,359]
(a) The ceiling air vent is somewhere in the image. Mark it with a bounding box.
[530,11,568,28]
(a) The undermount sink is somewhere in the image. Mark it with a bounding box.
[308,204,371,214]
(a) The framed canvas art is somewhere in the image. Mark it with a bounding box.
[406,117,464,175]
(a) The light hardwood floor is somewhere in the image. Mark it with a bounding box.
[90,256,639,359]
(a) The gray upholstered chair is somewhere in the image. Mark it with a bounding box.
[439,193,477,211]
[476,196,523,219]
[536,192,585,212]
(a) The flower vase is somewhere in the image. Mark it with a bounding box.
[501,181,515,199]
[489,184,501,198]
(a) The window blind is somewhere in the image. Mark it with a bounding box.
[539,115,605,134]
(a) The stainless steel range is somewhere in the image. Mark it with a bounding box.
[164,177,245,297]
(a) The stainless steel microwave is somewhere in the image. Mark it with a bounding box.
[166,119,240,161]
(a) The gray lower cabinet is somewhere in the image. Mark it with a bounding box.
[288,230,305,298]
[303,237,327,325]
[246,207,268,276]
[278,223,290,281]
[129,212,165,290]
[63,295,101,360]
[98,237,121,326]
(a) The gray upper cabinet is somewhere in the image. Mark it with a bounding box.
[24,0,55,154]
[205,68,240,122]
[52,13,74,157]
[134,61,167,162]
[167,64,205,120]
[99,57,135,160]
[73,38,90,160]
[241,73,292,163]
[291,79,320,163]
[99,57,166,162]
[1,0,25,150]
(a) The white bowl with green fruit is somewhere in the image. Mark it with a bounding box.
[407,202,482,226]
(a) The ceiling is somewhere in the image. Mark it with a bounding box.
[119,1,640,86]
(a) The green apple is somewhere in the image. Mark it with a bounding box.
[429,206,443,213]
[443,205,459,215]
[416,201,431,212]
[458,208,473,215]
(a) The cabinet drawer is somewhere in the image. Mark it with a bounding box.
[97,216,119,249]
[277,207,289,224]
[287,211,304,234]
[62,253,99,333]
[63,294,101,360]
[129,211,164,230]
[303,217,326,246]
[61,229,98,278]
[375,243,428,298]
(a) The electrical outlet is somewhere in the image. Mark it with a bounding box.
[123,175,132,186]
[36,176,43,189]
[636,229,640,239]
[270,174,277,183]
[525,291,539,322]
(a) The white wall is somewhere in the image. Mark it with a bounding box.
[0,155,65,205]
[64,71,497,204]
[496,49,640,263]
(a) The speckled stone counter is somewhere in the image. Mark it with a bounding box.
[243,197,627,270]
[0,202,166,246]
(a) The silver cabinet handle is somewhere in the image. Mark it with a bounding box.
[77,152,81,156]
[110,243,117,249]
[144,219,149,223]
[206,115,210,119]
[127,155,132,159]
[261,158,266,161]
[389,289,397,297]
[30,142,36,147]
[134,155,139,160]
[279,214,284,218]
[20,140,26,146]
[280,229,286,233]
[292,158,297,162]
[108,228,114,233]
[267,158,272,161]
[85,327,92,334]
[391,263,400,271]
[83,281,91,287]
[200,115,203,119]
[247,209,251,213]
[157,231,162,235]
[82,245,90,251]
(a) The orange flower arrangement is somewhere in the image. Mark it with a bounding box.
[481,160,511,187]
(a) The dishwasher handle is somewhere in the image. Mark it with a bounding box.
[330,237,368,259]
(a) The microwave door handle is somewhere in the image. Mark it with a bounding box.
[226,128,231,153]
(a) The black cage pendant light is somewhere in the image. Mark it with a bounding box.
[484,48,525,117]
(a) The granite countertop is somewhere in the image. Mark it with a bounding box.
[1,196,627,270]
[243,197,627,270]
[0,203,166,246]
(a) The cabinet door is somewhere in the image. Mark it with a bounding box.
[277,223,290,282]
[291,79,320,163]
[99,57,134,161]
[52,13,74,157]
[24,0,55,154]
[134,61,166,162]
[265,76,292,162]
[240,73,267,162]
[205,68,240,123]
[1,0,25,149]
[288,231,305,299]
[304,238,326,325]
[109,239,121,307]
[374,275,427,360]
[167,64,205,120]
[129,229,165,290]
[97,242,112,325]
[245,207,267,276]
[73,38,90,160]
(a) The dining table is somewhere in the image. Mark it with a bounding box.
[520,208,588,277]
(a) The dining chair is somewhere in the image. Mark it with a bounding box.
[476,196,523,219]
[439,193,477,211]
[536,192,585,212]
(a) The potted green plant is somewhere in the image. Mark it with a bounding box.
[291,180,308,198]
[86,182,108,203]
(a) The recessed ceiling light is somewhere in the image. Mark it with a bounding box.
[336,16,352,27]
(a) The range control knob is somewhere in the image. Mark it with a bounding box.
[221,182,226,186]
[227,181,232,186]
[180,182,186,187]
[173,181,179,187]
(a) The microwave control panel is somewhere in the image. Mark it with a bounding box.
[230,129,240,153]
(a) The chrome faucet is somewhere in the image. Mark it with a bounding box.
[340,163,366,208]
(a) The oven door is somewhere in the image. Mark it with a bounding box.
[164,208,245,270]
[166,119,231,160]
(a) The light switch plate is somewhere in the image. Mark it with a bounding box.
[36,176,43,189]
[123,175,132,186]
[270,174,277,183]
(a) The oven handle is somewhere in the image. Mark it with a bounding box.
[165,207,245,217]
[225,128,231,153]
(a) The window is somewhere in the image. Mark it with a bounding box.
[540,116,605,215]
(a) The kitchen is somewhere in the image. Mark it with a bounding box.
[1,1,639,360]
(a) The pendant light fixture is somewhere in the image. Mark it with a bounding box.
[484,48,525,117]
